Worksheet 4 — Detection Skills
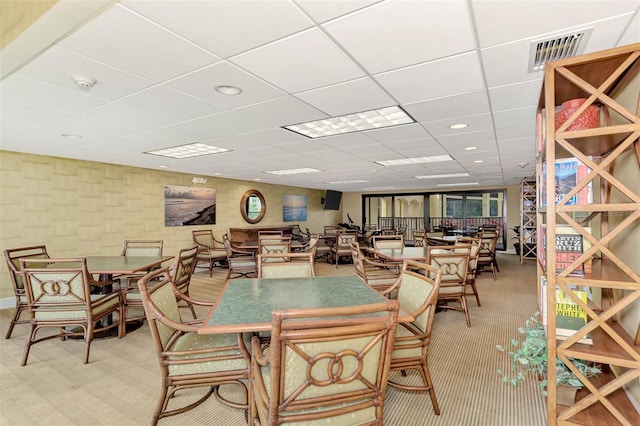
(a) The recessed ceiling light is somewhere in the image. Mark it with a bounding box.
[473,160,484,163]
[375,155,453,166]
[264,168,322,175]
[449,123,468,129]
[213,172,222,176]
[62,134,82,139]
[464,146,478,151]
[436,182,479,187]
[283,105,415,139]
[254,178,261,181]
[158,165,169,169]
[415,173,470,179]
[146,143,231,159]
[214,85,242,95]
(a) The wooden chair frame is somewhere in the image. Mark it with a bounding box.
[427,246,471,327]
[3,245,50,339]
[192,230,227,277]
[456,237,482,306]
[350,241,400,294]
[329,233,357,268]
[249,300,399,425]
[222,234,257,279]
[138,267,250,426]
[257,252,316,278]
[20,258,124,365]
[381,260,442,415]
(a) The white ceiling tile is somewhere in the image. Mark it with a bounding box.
[15,46,155,100]
[123,0,314,58]
[1,74,106,116]
[295,77,396,116]
[231,28,366,93]
[165,62,286,109]
[117,86,225,121]
[374,52,485,104]
[236,96,326,128]
[422,113,494,137]
[58,4,219,82]
[403,91,491,123]
[364,123,431,143]
[294,0,383,23]
[472,0,640,48]
[488,80,542,111]
[324,0,475,73]
[0,99,70,141]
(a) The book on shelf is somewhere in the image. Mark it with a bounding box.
[540,157,593,206]
[540,275,548,327]
[555,287,593,345]
[539,225,592,276]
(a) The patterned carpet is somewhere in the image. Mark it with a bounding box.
[0,253,546,425]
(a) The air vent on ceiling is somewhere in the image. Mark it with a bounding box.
[528,28,593,72]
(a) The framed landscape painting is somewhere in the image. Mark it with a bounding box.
[283,195,307,222]
[164,184,216,226]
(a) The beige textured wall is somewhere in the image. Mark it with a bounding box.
[0,150,341,300]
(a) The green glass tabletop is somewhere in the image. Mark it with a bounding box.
[199,276,391,334]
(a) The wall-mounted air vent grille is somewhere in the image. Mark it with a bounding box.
[528,28,593,72]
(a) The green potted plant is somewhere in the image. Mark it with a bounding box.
[496,312,601,405]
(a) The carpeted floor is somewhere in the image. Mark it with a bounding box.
[0,253,546,425]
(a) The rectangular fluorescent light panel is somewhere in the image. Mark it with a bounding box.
[283,106,415,138]
[146,143,230,159]
[363,186,396,191]
[264,168,321,175]
[325,180,369,184]
[375,155,453,166]
[436,182,479,187]
[415,173,470,179]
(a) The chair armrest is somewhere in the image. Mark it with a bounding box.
[173,288,214,307]
[378,275,401,297]
[251,336,270,366]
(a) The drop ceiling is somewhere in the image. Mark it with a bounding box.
[1,0,639,192]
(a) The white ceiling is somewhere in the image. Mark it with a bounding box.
[1,0,639,192]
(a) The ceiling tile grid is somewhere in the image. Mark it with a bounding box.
[1,0,639,191]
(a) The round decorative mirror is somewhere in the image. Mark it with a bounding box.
[240,189,266,224]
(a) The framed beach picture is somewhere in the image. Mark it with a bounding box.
[164,184,216,226]
[283,195,307,222]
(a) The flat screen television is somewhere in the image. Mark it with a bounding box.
[323,190,342,210]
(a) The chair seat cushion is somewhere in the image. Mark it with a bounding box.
[167,332,248,376]
[34,293,119,319]
[391,325,422,359]
[258,364,377,425]
[438,285,464,295]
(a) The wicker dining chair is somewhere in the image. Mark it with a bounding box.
[138,266,250,426]
[20,258,124,365]
[222,234,257,279]
[380,259,442,415]
[350,241,400,294]
[427,245,471,327]
[3,245,50,339]
[456,236,482,306]
[249,300,399,425]
[257,252,315,279]
[191,229,227,277]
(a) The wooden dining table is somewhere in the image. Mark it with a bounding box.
[198,275,412,335]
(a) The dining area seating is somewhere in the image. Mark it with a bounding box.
[19,257,124,365]
[137,266,250,426]
[222,233,257,279]
[427,244,471,327]
[192,229,227,277]
[257,251,315,278]
[249,300,400,425]
[3,245,50,339]
[350,240,400,294]
[380,259,442,415]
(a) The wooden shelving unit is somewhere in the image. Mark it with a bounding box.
[520,178,537,265]
[537,43,640,425]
